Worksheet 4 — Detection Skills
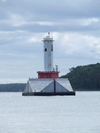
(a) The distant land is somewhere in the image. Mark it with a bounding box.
[61,63,100,91]
[0,83,26,92]
[0,63,100,92]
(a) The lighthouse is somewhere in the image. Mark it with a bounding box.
[43,32,53,71]
[37,32,59,79]
[22,33,75,96]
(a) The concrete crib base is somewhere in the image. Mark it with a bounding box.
[22,91,75,96]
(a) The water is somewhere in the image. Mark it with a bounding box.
[0,92,100,133]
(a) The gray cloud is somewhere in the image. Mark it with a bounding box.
[1,0,100,20]
[0,0,100,33]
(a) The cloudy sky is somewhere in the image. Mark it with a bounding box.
[0,0,100,83]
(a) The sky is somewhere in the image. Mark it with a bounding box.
[0,0,100,83]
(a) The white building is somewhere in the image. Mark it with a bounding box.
[22,33,75,96]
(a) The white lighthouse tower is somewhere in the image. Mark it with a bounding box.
[37,33,59,79]
[22,32,75,96]
[43,32,53,71]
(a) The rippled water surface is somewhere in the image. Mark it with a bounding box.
[0,92,100,133]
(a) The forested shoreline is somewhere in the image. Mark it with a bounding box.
[0,63,100,92]
[61,63,100,91]
[0,83,26,92]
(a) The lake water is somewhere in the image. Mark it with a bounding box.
[0,92,100,133]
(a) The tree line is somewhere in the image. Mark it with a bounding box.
[0,83,26,92]
[61,63,100,91]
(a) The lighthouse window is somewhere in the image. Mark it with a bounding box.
[45,48,47,51]
[51,44,53,51]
